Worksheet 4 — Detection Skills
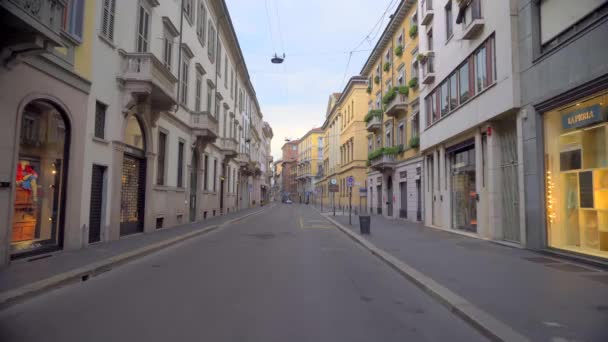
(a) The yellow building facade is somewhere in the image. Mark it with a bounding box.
[362,0,424,221]
[317,77,370,212]
[296,128,324,203]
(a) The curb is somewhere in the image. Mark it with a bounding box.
[322,213,530,342]
[0,207,268,310]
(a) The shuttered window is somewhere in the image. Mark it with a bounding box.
[177,141,184,188]
[157,132,167,185]
[94,101,106,139]
[197,0,207,44]
[101,0,116,41]
[137,4,150,52]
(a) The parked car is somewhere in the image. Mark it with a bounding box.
[285,199,293,204]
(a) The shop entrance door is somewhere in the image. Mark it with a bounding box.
[88,165,105,243]
[190,152,198,222]
[120,154,146,236]
[416,179,422,221]
[376,185,382,215]
[400,181,407,218]
[499,121,521,242]
[451,145,477,233]
[387,176,393,217]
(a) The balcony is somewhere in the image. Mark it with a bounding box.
[365,110,382,132]
[117,50,178,112]
[370,154,396,171]
[422,55,435,84]
[420,0,434,25]
[236,152,250,166]
[220,137,238,158]
[385,93,409,117]
[190,111,218,145]
[1,0,67,65]
[460,0,484,40]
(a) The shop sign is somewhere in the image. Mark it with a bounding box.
[562,104,604,130]
[329,184,339,192]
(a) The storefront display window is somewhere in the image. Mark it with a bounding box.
[544,90,608,259]
[11,101,69,257]
[451,143,477,233]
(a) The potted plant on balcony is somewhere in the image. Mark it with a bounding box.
[395,45,404,57]
[383,62,391,72]
[383,146,401,156]
[409,25,418,38]
[364,109,383,123]
[409,136,420,148]
[374,75,380,84]
[396,85,409,96]
[382,88,397,105]
[417,53,427,63]
[368,147,385,162]
[408,77,419,89]
[366,85,372,94]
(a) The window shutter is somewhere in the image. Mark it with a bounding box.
[485,38,493,86]
[102,0,109,38]
[468,56,475,97]
[108,0,115,40]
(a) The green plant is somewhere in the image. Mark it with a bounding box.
[374,75,380,84]
[366,85,372,94]
[383,62,391,72]
[396,85,409,96]
[395,45,404,57]
[364,109,383,123]
[416,53,426,62]
[382,88,397,105]
[365,160,371,167]
[409,25,418,38]
[383,146,401,156]
[408,77,419,89]
[409,136,420,148]
[368,148,385,161]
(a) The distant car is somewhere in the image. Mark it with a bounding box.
[285,199,293,204]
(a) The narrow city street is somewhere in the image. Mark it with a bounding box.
[0,204,486,342]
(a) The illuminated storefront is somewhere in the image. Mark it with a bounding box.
[544,90,608,259]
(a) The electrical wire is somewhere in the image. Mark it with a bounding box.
[273,0,285,53]
[264,0,276,51]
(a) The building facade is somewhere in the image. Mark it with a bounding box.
[1,0,94,262]
[0,0,272,267]
[363,0,424,221]
[518,0,608,262]
[296,128,323,203]
[281,140,298,201]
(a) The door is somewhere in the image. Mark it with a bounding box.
[88,165,105,244]
[499,121,521,242]
[387,176,393,217]
[376,185,382,215]
[400,181,407,218]
[190,152,198,222]
[429,155,436,225]
[416,179,422,221]
[451,147,477,233]
[220,180,225,213]
[120,154,146,236]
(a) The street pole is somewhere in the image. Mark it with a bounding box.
[349,187,352,225]
[333,192,335,216]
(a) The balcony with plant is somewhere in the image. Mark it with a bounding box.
[366,85,372,94]
[383,86,409,117]
[408,77,419,89]
[409,25,418,38]
[374,75,380,84]
[383,62,391,72]
[395,45,404,57]
[409,136,420,148]
[365,109,383,132]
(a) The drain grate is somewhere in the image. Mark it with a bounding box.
[546,263,596,273]
[522,256,562,264]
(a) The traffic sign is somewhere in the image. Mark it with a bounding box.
[330,178,337,185]
[347,176,354,188]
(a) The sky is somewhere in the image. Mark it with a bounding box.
[225,0,400,160]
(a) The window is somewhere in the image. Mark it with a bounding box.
[445,1,453,39]
[368,136,373,153]
[163,31,173,71]
[224,58,228,88]
[398,122,405,146]
[459,62,470,103]
[180,56,190,105]
[94,101,106,139]
[398,65,405,86]
[213,158,217,191]
[100,0,116,41]
[204,155,209,190]
[411,61,419,80]
[475,46,487,93]
[230,70,234,98]
[157,131,167,185]
[184,0,194,23]
[449,73,458,110]
[65,0,85,41]
[195,72,203,111]
[215,98,220,119]
[412,113,419,139]
[137,4,150,52]
[208,22,216,62]
[431,92,438,123]
[385,123,392,147]
[375,92,381,109]
[441,81,449,117]
[177,141,184,187]
[427,29,433,51]
[397,30,404,47]
[217,43,222,76]
[197,0,206,43]
[223,108,228,137]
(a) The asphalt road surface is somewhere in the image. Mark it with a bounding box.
[0,204,486,341]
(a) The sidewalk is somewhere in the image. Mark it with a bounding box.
[327,212,608,341]
[0,205,267,303]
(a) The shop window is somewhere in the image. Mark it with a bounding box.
[544,90,608,259]
[12,101,70,258]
